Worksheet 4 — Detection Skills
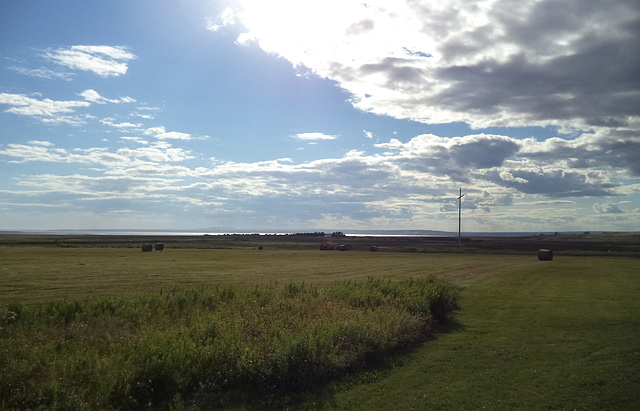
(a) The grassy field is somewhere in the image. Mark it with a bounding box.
[330,256,640,410]
[0,247,502,304]
[1,240,639,409]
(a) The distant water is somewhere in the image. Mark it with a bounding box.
[3,229,576,237]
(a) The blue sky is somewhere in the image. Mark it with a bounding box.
[1,0,639,232]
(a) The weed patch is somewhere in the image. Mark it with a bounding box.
[0,277,458,409]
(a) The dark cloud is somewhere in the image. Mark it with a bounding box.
[360,58,425,85]
[377,134,520,182]
[523,132,640,177]
[235,0,640,139]
[350,0,640,131]
[432,37,640,128]
[449,136,519,168]
[481,168,615,197]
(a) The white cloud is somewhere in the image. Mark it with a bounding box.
[363,130,373,139]
[143,126,198,140]
[0,92,90,123]
[79,89,136,104]
[44,45,136,77]
[156,131,194,140]
[292,132,337,141]
[100,118,142,128]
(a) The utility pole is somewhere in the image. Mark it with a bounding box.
[458,188,464,247]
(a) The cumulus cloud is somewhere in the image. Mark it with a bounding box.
[0,92,90,123]
[230,0,640,132]
[44,45,136,77]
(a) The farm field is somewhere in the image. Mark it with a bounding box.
[1,236,639,409]
[1,246,510,304]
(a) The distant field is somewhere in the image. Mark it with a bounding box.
[1,246,507,305]
[1,238,639,409]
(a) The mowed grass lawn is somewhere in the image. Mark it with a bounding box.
[1,246,639,409]
[332,255,640,410]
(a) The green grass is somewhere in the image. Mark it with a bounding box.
[329,257,640,410]
[1,246,638,409]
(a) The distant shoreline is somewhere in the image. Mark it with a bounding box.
[0,229,633,237]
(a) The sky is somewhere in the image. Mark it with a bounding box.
[1,0,639,233]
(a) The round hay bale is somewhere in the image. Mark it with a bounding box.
[538,249,553,261]
[141,244,153,252]
[154,243,164,251]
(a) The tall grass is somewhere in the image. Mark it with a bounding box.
[1,277,458,409]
